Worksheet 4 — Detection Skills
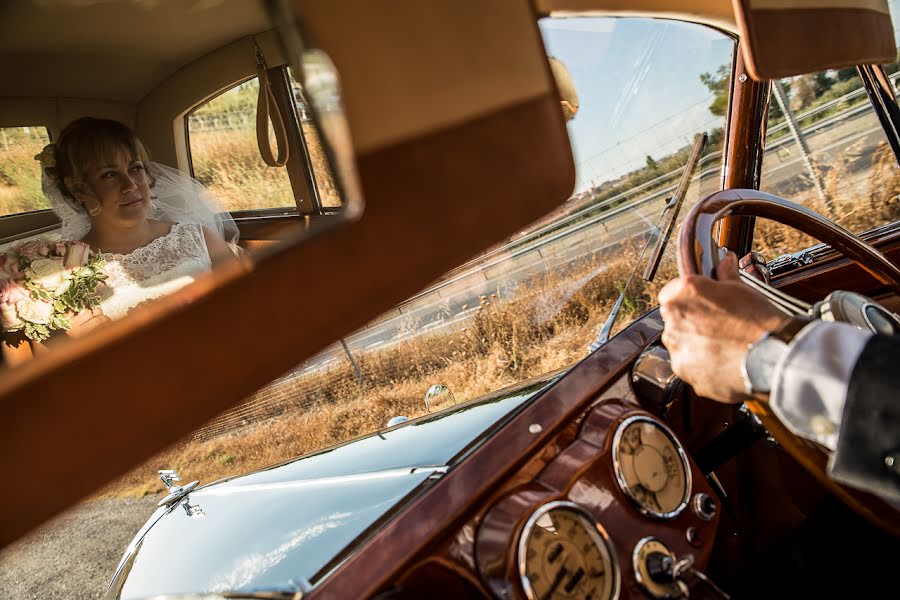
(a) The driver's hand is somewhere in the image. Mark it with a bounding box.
[658,252,790,404]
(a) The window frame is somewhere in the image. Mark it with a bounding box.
[753,63,900,255]
[184,67,344,218]
[0,124,58,244]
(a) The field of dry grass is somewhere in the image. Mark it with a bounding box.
[98,142,900,499]
[99,245,674,498]
[0,132,51,216]
[755,141,900,257]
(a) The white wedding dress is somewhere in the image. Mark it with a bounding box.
[97,222,212,320]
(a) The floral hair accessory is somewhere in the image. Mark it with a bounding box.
[34,143,56,170]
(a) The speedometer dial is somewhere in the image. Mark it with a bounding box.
[519,502,619,600]
[612,415,691,518]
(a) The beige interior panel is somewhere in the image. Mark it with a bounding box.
[0,97,134,136]
[0,98,56,130]
[137,30,286,168]
[0,0,269,103]
[294,0,554,154]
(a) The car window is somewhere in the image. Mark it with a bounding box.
[0,126,52,216]
[187,77,296,211]
[106,17,735,498]
[289,70,342,208]
[754,2,900,258]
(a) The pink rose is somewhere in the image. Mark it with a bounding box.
[0,280,27,305]
[16,296,54,325]
[37,241,50,257]
[16,240,41,259]
[64,241,92,269]
[55,242,68,257]
[0,254,23,281]
[0,281,28,328]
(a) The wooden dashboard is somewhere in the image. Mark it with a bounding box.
[310,312,727,599]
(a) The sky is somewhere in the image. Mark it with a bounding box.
[541,4,900,193]
[539,17,734,192]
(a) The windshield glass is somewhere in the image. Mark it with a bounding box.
[101,17,735,499]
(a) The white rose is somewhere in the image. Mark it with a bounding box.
[26,257,71,292]
[16,297,54,325]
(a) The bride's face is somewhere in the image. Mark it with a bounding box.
[81,150,152,227]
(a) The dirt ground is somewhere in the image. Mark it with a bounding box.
[0,496,160,599]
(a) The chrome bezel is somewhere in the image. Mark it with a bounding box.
[692,492,716,521]
[632,536,678,599]
[517,500,620,600]
[860,300,900,334]
[611,415,692,519]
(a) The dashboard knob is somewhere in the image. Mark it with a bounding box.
[692,492,717,521]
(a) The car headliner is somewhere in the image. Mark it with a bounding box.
[0,0,737,104]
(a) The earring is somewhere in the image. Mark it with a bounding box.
[84,196,102,216]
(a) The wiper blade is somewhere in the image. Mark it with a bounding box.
[643,132,707,282]
[588,132,707,353]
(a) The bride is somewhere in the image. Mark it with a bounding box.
[38,117,240,337]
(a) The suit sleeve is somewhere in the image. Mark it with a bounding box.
[770,321,870,450]
[829,334,900,502]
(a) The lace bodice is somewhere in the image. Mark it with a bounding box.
[98,223,212,320]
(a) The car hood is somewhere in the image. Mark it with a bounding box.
[108,374,559,599]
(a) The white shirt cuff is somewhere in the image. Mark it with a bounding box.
[769,321,871,450]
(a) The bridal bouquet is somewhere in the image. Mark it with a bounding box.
[0,240,107,342]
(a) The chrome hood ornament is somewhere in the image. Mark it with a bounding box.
[158,469,201,508]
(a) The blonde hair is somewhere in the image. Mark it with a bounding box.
[49,117,154,205]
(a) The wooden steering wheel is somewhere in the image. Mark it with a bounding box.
[677,188,900,537]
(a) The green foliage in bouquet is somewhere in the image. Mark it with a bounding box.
[2,241,108,342]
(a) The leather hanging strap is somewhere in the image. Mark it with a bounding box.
[255,43,289,167]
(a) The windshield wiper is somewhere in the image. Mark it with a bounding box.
[588,132,707,352]
[644,132,707,281]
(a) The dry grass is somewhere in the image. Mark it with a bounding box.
[99,246,672,498]
[188,129,297,211]
[754,141,900,258]
[99,144,899,499]
[0,138,51,216]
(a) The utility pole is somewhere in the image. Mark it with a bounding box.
[771,80,830,212]
[340,338,365,386]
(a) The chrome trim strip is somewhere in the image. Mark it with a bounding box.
[194,466,448,497]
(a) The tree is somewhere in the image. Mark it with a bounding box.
[699,64,731,117]
[645,155,659,172]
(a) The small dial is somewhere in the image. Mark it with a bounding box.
[612,415,691,518]
[519,502,619,600]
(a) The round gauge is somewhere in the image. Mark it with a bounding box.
[612,415,691,518]
[518,501,619,600]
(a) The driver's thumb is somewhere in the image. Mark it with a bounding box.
[716,251,740,281]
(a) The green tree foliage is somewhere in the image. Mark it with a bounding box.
[699,64,730,117]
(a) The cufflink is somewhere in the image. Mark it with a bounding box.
[886,454,900,476]
[741,334,789,395]
[809,415,836,437]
